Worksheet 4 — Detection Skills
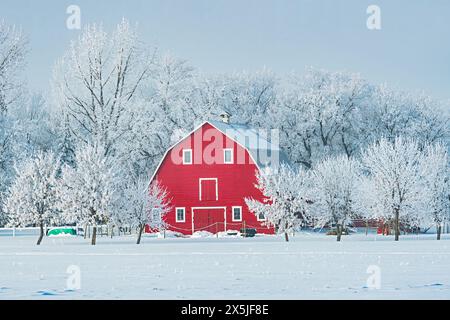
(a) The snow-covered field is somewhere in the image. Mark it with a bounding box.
[1,232,450,299]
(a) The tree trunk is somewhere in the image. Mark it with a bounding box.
[394,209,400,241]
[136,225,144,244]
[336,225,342,242]
[37,222,44,245]
[284,232,289,242]
[84,224,87,239]
[437,224,441,240]
[91,226,97,245]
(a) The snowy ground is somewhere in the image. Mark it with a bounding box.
[1,232,450,299]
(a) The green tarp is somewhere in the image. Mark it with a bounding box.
[47,228,76,236]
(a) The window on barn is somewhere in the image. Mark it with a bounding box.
[232,206,242,222]
[257,212,265,221]
[182,149,192,165]
[224,148,233,164]
[175,208,185,222]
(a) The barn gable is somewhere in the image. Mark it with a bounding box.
[150,120,289,183]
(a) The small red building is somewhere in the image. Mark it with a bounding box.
[148,115,289,235]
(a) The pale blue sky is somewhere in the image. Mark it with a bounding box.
[1,0,449,100]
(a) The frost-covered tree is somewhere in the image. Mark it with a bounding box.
[187,70,277,127]
[420,143,450,240]
[4,152,59,245]
[0,20,27,113]
[310,155,360,241]
[276,68,371,168]
[0,93,64,226]
[0,168,5,226]
[52,19,152,158]
[116,176,171,244]
[0,21,28,217]
[147,53,194,120]
[361,137,424,241]
[274,69,449,170]
[367,86,449,147]
[211,70,277,128]
[0,116,18,224]
[9,94,59,161]
[57,144,117,245]
[125,54,194,175]
[245,165,310,242]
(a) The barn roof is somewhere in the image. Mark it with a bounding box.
[208,120,290,172]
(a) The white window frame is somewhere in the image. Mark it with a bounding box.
[175,207,186,223]
[257,212,265,221]
[223,148,234,164]
[199,178,218,201]
[232,206,242,222]
[182,149,192,165]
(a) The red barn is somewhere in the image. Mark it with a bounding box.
[148,114,289,235]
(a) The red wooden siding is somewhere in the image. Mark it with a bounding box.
[193,208,226,234]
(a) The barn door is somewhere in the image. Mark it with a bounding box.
[200,178,218,201]
[193,208,226,234]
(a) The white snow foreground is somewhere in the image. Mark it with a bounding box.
[0,233,449,299]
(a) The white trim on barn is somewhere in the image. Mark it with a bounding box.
[182,149,193,165]
[231,206,242,222]
[256,212,266,221]
[175,207,186,223]
[223,148,234,164]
